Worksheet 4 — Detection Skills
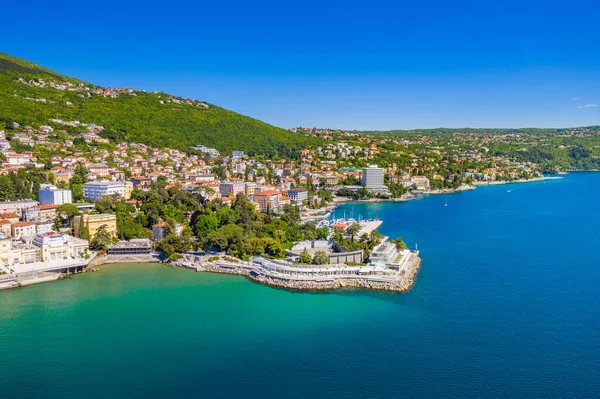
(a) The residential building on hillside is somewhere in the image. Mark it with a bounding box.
[254,191,280,213]
[38,184,72,205]
[219,182,245,198]
[11,221,36,239]
[22,206,40,222]
[288,188,308,204]
[244,182,257,198]
[83,180,133,201]
[0,200,38,216]
[0,220,11,237]
[38,205,60,222]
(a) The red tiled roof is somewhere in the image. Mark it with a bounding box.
[38,204,60,210]
[0,213,19,219]
[11,221,35,227]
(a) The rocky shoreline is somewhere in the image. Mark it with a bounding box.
[176,254,422,293]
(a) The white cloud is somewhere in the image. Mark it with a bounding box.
[578,104,597,109]
[573,97,579,100]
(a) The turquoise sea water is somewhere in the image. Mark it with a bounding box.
[2,173,600,398]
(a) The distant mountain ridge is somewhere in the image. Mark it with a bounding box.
[0,52,317,157]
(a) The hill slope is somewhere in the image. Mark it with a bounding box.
[0,52,316,157]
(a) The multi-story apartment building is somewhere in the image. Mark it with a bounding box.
[362,165,389,193]
[253,191,280,213]
[38,184,72,205]
[219,182,245,198]
[73,214,117,241]
[83,180,133,201]
[11,221,36,239]
[287,188,309,204]
[0,200,38,216]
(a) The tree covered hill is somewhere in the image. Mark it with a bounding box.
[0,52,317,157]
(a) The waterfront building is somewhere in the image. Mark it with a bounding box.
[411,176,431,192]
[33,232,88,262]
[287,188,309,204]
[368,237,409,269]
[11,221,36,239]
[83,180,133,201]
[107,239,153,261]
[0,233,13,267]
[289,240,364,264]
[38,184,72,205]
[0,200,38,216]
[73,214,117,241]
[362,165,389,194]
[10,240,40,265]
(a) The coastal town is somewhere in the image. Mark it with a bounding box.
[1,73,599,292]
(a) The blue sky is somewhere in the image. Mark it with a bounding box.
[3,0,599,130]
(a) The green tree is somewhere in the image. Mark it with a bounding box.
[56,203,80,228]
[393,237,407,251]
[89,224,113,251]
[0,175,16,200]
[347,223,361,243]
[78,217,90,240]
[299,249,312,264]
[312,250,330,265]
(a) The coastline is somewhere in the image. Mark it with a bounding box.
[327,176,548,207]
[174,253,422,293]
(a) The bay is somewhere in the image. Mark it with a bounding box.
[1,173,600,398]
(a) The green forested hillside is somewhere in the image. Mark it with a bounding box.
[0,52,317,157]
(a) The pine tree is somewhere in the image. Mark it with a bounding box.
[78,216,90,240]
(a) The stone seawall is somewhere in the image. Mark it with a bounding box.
[182,255,422,293]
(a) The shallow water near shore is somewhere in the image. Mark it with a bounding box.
[2,173,600,398]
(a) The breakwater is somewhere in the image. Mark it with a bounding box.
[174,252,421,293]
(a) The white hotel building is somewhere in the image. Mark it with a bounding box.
[362,165,389,194]
[38,184,72,205]
[83,180,132,201]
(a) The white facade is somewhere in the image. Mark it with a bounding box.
[38,185,73,205]
[288,189,309,204]
[362,165,387,192]
[0,200,38,216]
[83,180,126,201]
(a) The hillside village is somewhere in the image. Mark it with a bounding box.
[1,65,600,289]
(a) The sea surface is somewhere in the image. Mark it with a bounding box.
[2,173,600,398]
